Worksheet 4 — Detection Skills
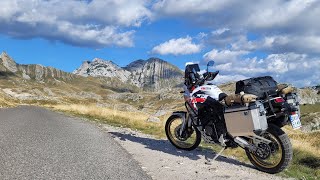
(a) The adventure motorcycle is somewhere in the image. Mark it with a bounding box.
[165,61,301,174]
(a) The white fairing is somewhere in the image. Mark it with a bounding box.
[191,84,223,101]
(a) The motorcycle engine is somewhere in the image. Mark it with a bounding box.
[204,119,227,143]
[197,100,227,143]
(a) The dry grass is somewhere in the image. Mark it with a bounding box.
[50,104,166,137]
[284,127,320,157]
[53,104,148,122]
[0,91,17,108]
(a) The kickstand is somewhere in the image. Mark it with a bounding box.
[213,146,226,160]
[205,146,226,164]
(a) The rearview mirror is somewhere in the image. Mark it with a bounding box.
[206,60,215,72]
[207,60,215,67]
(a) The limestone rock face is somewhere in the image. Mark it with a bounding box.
[17,65,73,81]
[125,58,183,90]
[73,58,131,82]
[72,61,91,77]
[0,52,18,72]
[0,51,74,81]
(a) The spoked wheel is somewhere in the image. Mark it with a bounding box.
[246,124,293,174]
[165,115,201,151]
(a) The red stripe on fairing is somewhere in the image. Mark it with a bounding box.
[195,98,206,103]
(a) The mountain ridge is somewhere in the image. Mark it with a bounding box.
[73,57,183,90]
[0,51,183,91]
[0,51,74,81]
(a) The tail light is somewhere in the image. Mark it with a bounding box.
[274,97,285,103]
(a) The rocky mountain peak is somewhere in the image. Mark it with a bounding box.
[0,51,18,72]
[124,59,145,71]
[73,60,92,76]
[73,58,131,82]
[124,57,183,90]
[147,57,165,63]
[90,58,118,68]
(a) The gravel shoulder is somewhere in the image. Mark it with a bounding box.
[99,124,290,180]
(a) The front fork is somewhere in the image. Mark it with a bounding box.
[172,112,192,137]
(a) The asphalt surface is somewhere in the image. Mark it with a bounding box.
[0,106,151,180]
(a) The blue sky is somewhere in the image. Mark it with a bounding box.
[0,17,209,71]
[0,0,319,87]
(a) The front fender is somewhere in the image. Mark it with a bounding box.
[171,111,187,119]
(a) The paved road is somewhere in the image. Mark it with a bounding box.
[0,106,151,179]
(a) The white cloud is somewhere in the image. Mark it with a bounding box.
[56,23,135,47]
[246,0,317,29]
[151,37,201,55]
[203,49,249,64]
[152,0,320,32]
[202,49,320,87]
[0,0,151,47]
[211,74,249,85]
[196,32,208,39]
[153,0,233,16]
[230,35,320,54]
[211,28,230,36]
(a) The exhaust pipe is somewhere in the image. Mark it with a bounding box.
[234,137,257,153]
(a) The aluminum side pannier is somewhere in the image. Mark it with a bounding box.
[224,102,268,137]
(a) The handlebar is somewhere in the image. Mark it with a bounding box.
[195,71,219,86]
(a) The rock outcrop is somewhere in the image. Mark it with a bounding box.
[298,87,320,104]
[73,57,183,90]
[125,58,183,90]
[73,61,91,76]
[0,51,74,81]
[0,52,18,72]
[73,58,131,82]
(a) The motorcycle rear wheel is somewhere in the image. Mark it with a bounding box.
[165,115,201,151]
[246,124,293,174]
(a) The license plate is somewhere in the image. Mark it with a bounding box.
[290,114,302,129]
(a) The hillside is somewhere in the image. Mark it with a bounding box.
[0,51,184,117]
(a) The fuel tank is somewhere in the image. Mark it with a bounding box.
[190,84,223,101]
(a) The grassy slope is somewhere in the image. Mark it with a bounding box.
[0,91,17,107]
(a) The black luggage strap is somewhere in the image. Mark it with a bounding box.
[265,92,276,116]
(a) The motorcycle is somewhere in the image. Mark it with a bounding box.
[165,61,301,174]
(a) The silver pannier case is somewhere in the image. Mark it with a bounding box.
[224,101,268,137]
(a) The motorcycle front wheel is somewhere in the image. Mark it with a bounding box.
[165,115,201,151]
[246,124,293,174]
